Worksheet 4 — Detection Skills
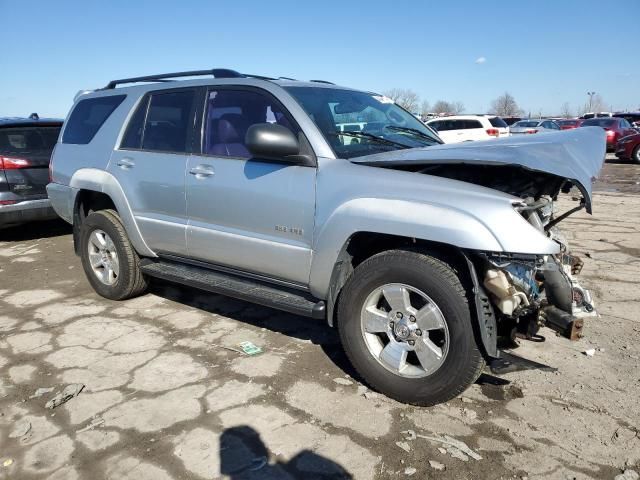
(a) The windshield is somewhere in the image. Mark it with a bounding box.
[513,121,540,128]
[284,86,441,159]
[557,120,578,126]
[582,118,616,127]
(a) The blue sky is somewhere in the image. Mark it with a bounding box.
[2,0,639,118]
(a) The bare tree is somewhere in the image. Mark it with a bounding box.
[560,102,573,119]
[383,88,420,112]
[432,100,463,115]
[452,101,465,114]
[420,100,431,118]
[490,92,522,117]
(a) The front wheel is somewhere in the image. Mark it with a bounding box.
[337,250,485,406]
[79,209,148,300]
[632,145,640,164]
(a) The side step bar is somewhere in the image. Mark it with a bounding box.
[140,259,326,319]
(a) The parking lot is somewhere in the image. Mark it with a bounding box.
[0,157,638,480]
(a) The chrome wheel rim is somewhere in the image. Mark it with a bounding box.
[87,229,120,286]
[360,283,449,378]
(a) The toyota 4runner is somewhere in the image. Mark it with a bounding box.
[47,69,605,406]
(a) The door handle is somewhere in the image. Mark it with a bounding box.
[116,158,135,169]
[189,164,215,178]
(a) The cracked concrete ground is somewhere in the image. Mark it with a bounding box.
[0,159,638,479]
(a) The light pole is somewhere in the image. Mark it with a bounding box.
[587,91,596,112]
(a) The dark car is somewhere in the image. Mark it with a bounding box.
[579,117,637,151]
[502,116,522,126]
[615,132,640,163]
[0,114,63,227]
[556,119,583,130]
[613,112,640,127]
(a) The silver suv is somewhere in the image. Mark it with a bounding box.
[48,69,605,406]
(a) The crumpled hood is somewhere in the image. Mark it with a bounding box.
[351,127,606,213]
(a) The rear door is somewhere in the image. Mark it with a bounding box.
[459,119,485,141]
[0,124,61,202]
[109,88,198,256]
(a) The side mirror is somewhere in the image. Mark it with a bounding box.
[245,123,312,165]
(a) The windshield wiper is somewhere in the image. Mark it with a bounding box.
[384,125,438,143]
[329,131,411,149]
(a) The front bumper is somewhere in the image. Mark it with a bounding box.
[0,198,58,227]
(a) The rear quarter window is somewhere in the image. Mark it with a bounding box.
[62,95,126,144]
[489,117,508,128]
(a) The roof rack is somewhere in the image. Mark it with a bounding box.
[103,68,276,89]
[309,79,335,85]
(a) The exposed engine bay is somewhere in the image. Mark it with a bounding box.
[413,164,596,344]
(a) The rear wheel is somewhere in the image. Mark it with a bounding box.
[79,209,148,300]
[337,250,485,406]
[632,145,640,164]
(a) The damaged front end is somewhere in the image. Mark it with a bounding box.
[351,127,606,353]
[471,193,597,350]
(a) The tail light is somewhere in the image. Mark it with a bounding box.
[0,156,32,170]
[605,129,615,137]
[526,129,538,134]
[0,200,18,205]
[486,128,499,137]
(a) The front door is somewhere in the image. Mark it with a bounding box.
[186,87,316,286]
[109,88,197,256]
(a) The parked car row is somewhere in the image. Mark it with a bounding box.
[423,111,639,162]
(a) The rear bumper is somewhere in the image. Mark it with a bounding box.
[0,198,58,227]
[46,183,75,223]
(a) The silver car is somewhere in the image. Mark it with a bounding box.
[47,69,605,406]
[510,119,561,135]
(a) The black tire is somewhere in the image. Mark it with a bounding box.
[337,249,485,406]
[633,145,640,164]
[79,209,148,300]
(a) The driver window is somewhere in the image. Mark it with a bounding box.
[204,89,295,158]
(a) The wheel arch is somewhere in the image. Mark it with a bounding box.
[70,168,155,258]
[324,231,498,359]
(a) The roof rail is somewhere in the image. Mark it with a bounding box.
[309,79,335,85]
[102,69,275,89]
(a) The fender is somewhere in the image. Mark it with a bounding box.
[309,197,504,299]
[70,168,156,258]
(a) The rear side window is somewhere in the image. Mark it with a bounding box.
[489,117,508,128]
[141,90,196,153]
[62,95,125,144]
[463,120,483,129]
[120,97,149,149]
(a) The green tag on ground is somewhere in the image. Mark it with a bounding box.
[238,341,262,355]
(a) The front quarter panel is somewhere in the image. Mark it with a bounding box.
[309,157,559,298]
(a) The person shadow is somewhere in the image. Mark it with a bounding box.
[220,426,353,479]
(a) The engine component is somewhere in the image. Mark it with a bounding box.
[483,269,530,316]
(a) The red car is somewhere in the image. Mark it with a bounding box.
[556,119,583,130]
[580,117,637,151]
[615,132,640,163]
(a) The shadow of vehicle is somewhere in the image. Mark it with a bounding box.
[151,281,362,381]
[220,425,352,479]
[0,218,71,241]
